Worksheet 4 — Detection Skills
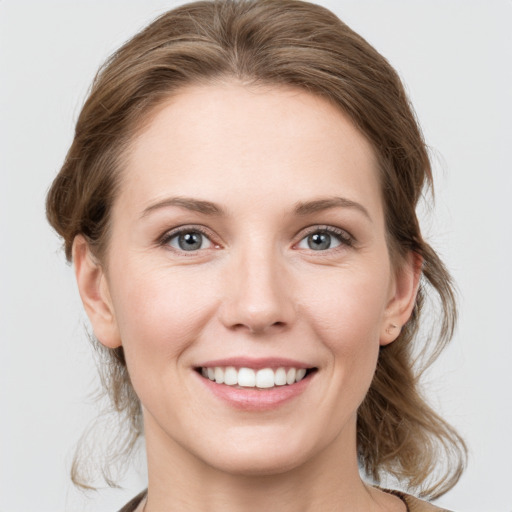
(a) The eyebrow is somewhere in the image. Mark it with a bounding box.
[294,197,372,221]
[140,195,371,221]
[141,196,225,218]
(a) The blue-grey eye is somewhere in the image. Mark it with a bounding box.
[297,230,343,251]
[168,231,212,251]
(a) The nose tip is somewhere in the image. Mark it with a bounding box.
[218,254,296,335]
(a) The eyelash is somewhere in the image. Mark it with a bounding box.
[296,225,355,251]
[158,224,355,254]
[158,225,217,253]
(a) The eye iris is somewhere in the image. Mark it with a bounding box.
[308,232,331,250]
[178,232,202,251]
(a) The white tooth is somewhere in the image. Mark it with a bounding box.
[201,367,208,378]
[214,367,224,384]
[207,367,215,380]
[224,366,238,386]
[275,367,287,386]
[286,368,296,385]
[256,368,275,388]
[238,367,256,387]
[295,368,307,382]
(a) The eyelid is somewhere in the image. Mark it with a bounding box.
[294,224,355,249]
[157,223,355,253]
[158,224,221,251]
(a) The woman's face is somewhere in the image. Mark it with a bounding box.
[77,82,417,476]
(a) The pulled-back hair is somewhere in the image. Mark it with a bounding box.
[46,0,466,497]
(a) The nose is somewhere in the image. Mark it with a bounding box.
[218,246,296,335]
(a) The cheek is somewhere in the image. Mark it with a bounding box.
[109,259,219,374]
[303,265,390,342]
[299,262,390,386]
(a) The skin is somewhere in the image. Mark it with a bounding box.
[74,82,420,512]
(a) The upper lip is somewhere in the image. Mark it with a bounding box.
[195,357,315,370]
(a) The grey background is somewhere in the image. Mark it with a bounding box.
[1,1,511,511]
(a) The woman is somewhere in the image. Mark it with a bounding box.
[46,1,466,510]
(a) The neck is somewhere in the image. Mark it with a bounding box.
[142,414,386,512]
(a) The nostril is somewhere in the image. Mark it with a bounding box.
[245,320,289,335]
[273,321,286,327]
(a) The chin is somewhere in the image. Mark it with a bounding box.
[194,428,321,477]
[207,450,308,477]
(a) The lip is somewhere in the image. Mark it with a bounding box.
[193,357,317,411]
[196,357,313,370]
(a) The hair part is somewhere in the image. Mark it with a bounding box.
[46,0,466,497]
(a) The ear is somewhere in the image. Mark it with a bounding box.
[72,235,122,348]
[380,251,422,346]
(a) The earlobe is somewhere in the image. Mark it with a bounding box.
[72,236,122,348]
[380,251,422,346]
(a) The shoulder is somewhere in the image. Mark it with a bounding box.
[117,489,147,512]
[394,491,454,512]
[117,488,453,512]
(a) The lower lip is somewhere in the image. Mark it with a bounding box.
[194,371,315,411]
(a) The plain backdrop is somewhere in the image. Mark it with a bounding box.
[1,1,511,511]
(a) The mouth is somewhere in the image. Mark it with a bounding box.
[195,365,318,390]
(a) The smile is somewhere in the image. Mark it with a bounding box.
[199,366,313,389]
[194,358,318,410]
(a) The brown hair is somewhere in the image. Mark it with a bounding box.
[46,0,466,497]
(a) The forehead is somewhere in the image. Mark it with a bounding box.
[118,82,382,220]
